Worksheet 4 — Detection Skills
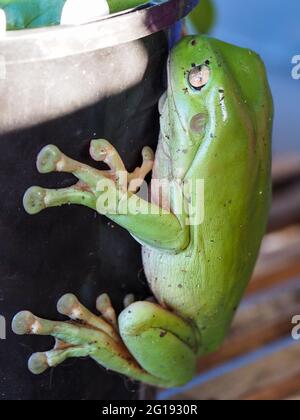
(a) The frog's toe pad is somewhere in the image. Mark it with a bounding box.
[12,311,40,335]
[28,352,49,375]
[89,139,112,162]
[23,187,46,215]
[96,293,117,327]
[37,145,62,173]
[57,293,80,317]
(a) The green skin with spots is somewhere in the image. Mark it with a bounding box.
[12,36,273,388]
[0,0,148,30]
[144,36,273,356]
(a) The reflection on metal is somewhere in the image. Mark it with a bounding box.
[60,0,110,25]
[0,0,199,63]
[0,316,5,340]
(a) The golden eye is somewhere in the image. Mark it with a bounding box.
[188,65,210,90]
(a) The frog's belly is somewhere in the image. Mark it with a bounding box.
[141,245,239,355]
[142,246,201,318]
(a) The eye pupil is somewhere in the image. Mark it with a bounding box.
[188,65,210,90]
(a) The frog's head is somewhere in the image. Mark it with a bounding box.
[159,36,216,179]
[160,35,272,179]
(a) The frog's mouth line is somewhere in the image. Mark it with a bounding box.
[166,62,199,179]
[167,57,188,135]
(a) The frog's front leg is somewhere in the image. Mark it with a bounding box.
[89,139,154,193]
[23,140,152,214]
[12,294,198,387]
[23,141,189,251]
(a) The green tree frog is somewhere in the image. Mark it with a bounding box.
[12,36,273,388]
[0,0,148,30]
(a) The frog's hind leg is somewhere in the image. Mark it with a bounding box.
[96,293,118,329]
[27,344,94,375]
[12,293,122,374]
[119,301,199,387]
[12,294,182,387]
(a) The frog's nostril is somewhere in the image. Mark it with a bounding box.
[188,65,210,90]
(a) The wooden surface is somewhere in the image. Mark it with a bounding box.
[182,343,300,400]
[197,276,300,373]
[166,155,300,401]
[249,225,300,294]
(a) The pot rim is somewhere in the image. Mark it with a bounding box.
[0,0,198,63]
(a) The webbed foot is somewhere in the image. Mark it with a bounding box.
[12,293,122,374]
[12,294,198,387]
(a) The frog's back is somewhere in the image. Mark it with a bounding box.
[143,36,273,355]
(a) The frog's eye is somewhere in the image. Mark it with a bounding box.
[188,65,210,91]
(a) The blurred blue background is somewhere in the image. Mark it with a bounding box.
[204,0,300,154]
